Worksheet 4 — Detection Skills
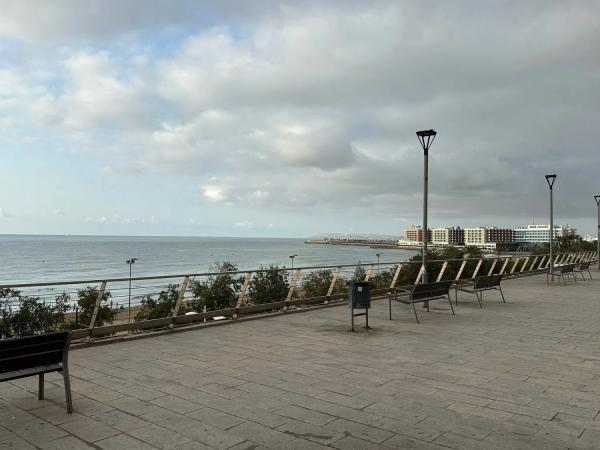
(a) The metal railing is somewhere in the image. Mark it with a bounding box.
[0,251,597,342]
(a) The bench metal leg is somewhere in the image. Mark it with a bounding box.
[447,295,455,315]
[475,291,482,309]
[411,300,420,324]
[499,286,506,303]
[388,296,392,320]
[62,369,73,414]
[38,373,44,400]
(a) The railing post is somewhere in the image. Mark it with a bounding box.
[487,258,498,276]
[365,265,374,282]
[235,272,252,318]
[89,281,107,337]
[286,269,301,303]
[529,256,538,271]
[326,267,341,298]
[499,258,510,275]
[171,276,189,326]
[455,260,467,281]
[389,264,403,289]
[415,265,425,284]
[520,257,530,272]
[471,259,483,278]
[510,257,520,274]
[436,261,448,282]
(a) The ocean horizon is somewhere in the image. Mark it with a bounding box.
[0,234,416,285]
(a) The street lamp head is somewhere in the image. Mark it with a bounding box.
[126,258,138,265]
[545,174,557,188]
[416,129,437,154]
[595,195,600,206]
[289,254,297,258]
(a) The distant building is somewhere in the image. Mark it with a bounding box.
[404,226,431,243]
[431,227,464,246]
[464,227,514,251]
[513,224,573,243]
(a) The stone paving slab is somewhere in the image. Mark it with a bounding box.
[2,271,600,449]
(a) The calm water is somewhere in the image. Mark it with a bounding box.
[0,235,416,285]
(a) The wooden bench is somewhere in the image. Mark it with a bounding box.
[574,261,592,280]
[455,274,505,308]
[388,280,454,323]
[0,331,73,413]
[546,263,577,286]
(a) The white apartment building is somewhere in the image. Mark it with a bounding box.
[513,224,573,243]
[463,227,513,250]
[431,227,464,246]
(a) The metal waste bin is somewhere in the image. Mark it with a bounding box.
[348,281,371,309]
[348,281,370,331]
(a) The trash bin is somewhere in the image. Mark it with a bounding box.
[348,281,371,309]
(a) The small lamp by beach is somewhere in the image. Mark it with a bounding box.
[416,129,437,284]
[289,254,298,270]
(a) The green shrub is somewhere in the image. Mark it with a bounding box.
[248,265,289,304]
[0,289,70,338]
[76,286,116,328]
[301,269,345,298]
[191,262,243,311]
[135,284,188,321]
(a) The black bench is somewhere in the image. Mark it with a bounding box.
[0,331,73,413]
[455,274,505,308]
[546,263,577,286]
[574,261,592,280]
[388,280,454,323]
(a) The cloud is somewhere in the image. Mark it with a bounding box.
[234,221,254,229]
[0,208,12,218]
[1,1,599,234]
[52,209,65,216]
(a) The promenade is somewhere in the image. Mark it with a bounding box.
[2,271,600,449]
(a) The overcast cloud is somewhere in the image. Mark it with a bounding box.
[0,1,599,237]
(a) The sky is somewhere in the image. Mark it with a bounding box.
[0,0,599,237]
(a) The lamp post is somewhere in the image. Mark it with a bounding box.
[595,195,600,270]
[375,253,381,288]
[126,258,138,323]
[416,129,437,284]
[545,175,556,280]
[289,254,298,270]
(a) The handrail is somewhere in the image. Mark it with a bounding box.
[1,251,594,289]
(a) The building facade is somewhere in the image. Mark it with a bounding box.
[431,227,464,246]
[464,227,514,250]
[513,224,572,243]
[404,226,431,243]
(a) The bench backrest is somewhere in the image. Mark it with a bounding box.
[579,261,591,270]
[0,331,71,375]
[474,274,502,290]
[412,280,452,301]
[559,264,574,274]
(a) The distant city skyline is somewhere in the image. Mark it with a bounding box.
[1,1,599,237]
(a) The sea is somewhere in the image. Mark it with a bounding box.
[0,235,416,294]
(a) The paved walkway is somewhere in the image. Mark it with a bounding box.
[2,271,600,449]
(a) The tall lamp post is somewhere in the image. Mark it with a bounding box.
[416,129,437,284]
[595,195,600,270]
[545,175,556,280]
[375,253,381,288]
[126,258,138,323]
[289,254,298,270]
